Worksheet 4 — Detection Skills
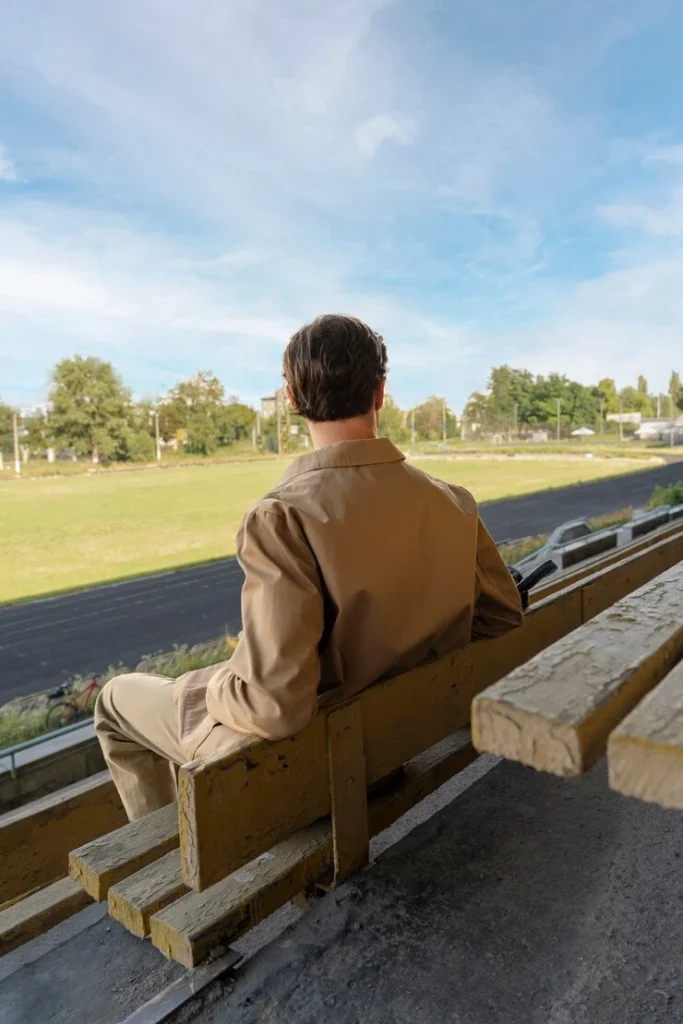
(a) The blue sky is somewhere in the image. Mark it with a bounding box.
[2,0,683,412]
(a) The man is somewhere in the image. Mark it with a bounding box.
[96,314,523,821]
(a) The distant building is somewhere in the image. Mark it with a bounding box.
[528,430,550,443]
[606,412,642,425]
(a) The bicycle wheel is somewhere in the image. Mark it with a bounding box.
[46,702,80,731]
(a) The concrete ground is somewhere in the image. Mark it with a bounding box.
[3,459,683,701]
[2,755,683,1024]
[202,759,683,1024]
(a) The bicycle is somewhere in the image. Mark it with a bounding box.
[45,675,102,731]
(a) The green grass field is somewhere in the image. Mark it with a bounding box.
[0,455,650,603]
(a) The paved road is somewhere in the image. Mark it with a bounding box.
[2,460,682,702]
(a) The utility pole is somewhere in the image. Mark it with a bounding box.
[410,409,416,446]
[442,398,447,445]
[599,399,605,435]
[657,394,662,419]
[154,411,161,461]
[13,412,21,475]
[555,399,561,443]
[618,395,624,442]
[513,402,518,440]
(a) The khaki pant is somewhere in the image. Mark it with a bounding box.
[95,673,233,821]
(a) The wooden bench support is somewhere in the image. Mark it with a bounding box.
[0,877,92,956]
[608,660,683,808]
[106,731,475,946]
[148,730,476,966]
[69,802,178,900]
[327,704,369,883]
[472,563,683,777]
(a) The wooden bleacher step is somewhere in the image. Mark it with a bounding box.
[101,730,475,960]
[471,562,683,776]
[69,802,178,900]
[0,770,125,907]
[0,877,91,957]
[608,659,683,808]
[108,850,187,937]
[149,730,477,967]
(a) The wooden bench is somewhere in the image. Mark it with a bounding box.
[3,527,683,965]
[472,561,683,786]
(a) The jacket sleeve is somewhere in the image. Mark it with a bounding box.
[471,517,524,641]
[205,505,324,740]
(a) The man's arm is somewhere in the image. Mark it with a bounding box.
[471,517,524,641]
[205,504,324,740]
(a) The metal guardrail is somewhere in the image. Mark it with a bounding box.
[0,717,93,776]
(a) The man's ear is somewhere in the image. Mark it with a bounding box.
[374,378,386,412]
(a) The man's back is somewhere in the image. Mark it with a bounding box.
[260,438,522,704]
[194,437,523,755]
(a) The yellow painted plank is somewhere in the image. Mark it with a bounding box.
[179,583,584,891]
[0,877,91,957]
[152,730,477,966]
[327,703,369,882]
[608,660,683,809]
[69,802,178,901]
[532,524,683,603]
[581,531,683,621]
[0,771,125,905]
[472,562,683,777]
[108,850,187,937]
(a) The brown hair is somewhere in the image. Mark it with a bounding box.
[283,314,388,422]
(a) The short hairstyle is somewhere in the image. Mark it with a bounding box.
[283,314,388,422]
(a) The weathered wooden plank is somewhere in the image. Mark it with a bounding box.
[0,771,125,905]
[179,583,584,891]
[327,704,369,882]
[0,877,91,956]
[581,531,683,621]
[152,730,476,966]
[608,660,683,809]
[472,563,683,777]
[531,524,683,604]
[112,731,476,942]
[69,802,178,901]
[108,850,187,937]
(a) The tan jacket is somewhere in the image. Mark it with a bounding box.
[176,438,523,760]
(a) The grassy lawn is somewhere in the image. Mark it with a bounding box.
[1,455,649,603]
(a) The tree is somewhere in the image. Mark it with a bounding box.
[669,371,683,413]
[48,357,131,462]
[637,375,649,395]
[413,396,456,441]
[217,401,256,445]
[0,402,15,456]
[23,409,54,456]
[597,378,619,414]
[160,371,225,455]
[378,396,409,444]
[619,386,653,416]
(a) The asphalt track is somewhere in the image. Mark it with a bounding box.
[1,459,682,703]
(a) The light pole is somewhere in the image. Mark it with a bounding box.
[154,411,161,461]
[555,399,561,443]
[442,398,447,446]
[13,412,21,475]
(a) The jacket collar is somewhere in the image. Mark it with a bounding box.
[279,437,405,484]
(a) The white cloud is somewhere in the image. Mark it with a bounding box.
[0,145,17,180]
[354,114,417,157]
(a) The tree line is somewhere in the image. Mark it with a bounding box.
[1,356,682,463]
[463,367,683,436]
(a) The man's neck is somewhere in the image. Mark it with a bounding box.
[308,412,378,449]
